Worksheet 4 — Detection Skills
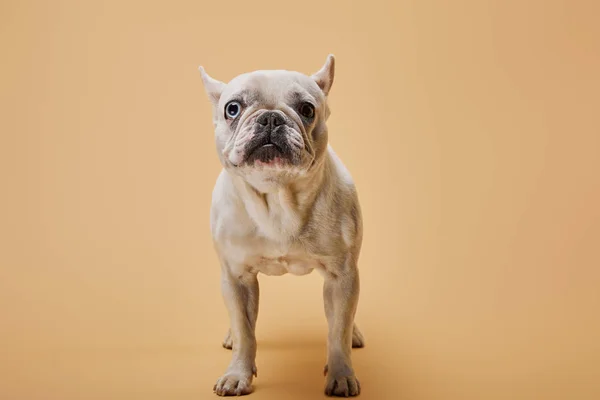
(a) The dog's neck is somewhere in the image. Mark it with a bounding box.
[229,154,330,239]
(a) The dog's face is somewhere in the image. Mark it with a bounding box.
[199,55,335,189]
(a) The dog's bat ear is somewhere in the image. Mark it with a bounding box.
[198,66,226,106]
[311,54,335,96]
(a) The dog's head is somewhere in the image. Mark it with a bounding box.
[199,55,335,191]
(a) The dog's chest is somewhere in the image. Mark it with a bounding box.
[252,251,320,276]
[213,172,328,276]
[245,201,321,276]
[216,217,322,276]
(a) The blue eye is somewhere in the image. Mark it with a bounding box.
[225,101,241,119]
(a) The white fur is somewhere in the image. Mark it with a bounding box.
[201,55,364,397]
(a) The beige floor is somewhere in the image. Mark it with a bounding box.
[1,1,600,399]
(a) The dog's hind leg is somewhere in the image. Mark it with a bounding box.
[352,324,365,348]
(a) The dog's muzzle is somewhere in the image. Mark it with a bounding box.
[243,111,298,165]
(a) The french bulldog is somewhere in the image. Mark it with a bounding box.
[199,55,364,397]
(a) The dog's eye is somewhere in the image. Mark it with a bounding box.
[299,102,315,119]
[225,101,242,119]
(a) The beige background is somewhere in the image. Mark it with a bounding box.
[1,1,599,399]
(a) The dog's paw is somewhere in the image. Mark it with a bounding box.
[352,325,365,348]
[324,373,361,397]
[213,369,255,396]
[324,363,360,397]
[222,329,233,350]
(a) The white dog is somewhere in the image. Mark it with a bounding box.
[199,55,364,397]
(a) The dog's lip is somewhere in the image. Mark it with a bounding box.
[246,142,283,158]
[260,143,283,151]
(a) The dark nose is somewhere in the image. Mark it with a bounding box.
[257,111,286,128]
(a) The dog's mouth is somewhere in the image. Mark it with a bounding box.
[241,123,301,167]
[245,143,287,165]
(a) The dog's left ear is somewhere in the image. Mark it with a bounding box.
[198,66,226,106]
[311,54,335,96]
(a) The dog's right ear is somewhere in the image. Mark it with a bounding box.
[198,66,226,106]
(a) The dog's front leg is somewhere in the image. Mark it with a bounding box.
[213,265,259,396]
[323,261,361,397]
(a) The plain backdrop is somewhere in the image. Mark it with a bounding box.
[1,1,599,399]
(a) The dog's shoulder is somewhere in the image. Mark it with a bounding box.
[326,145,356,189]
[210,169,254,240]
[298,147,362,255]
